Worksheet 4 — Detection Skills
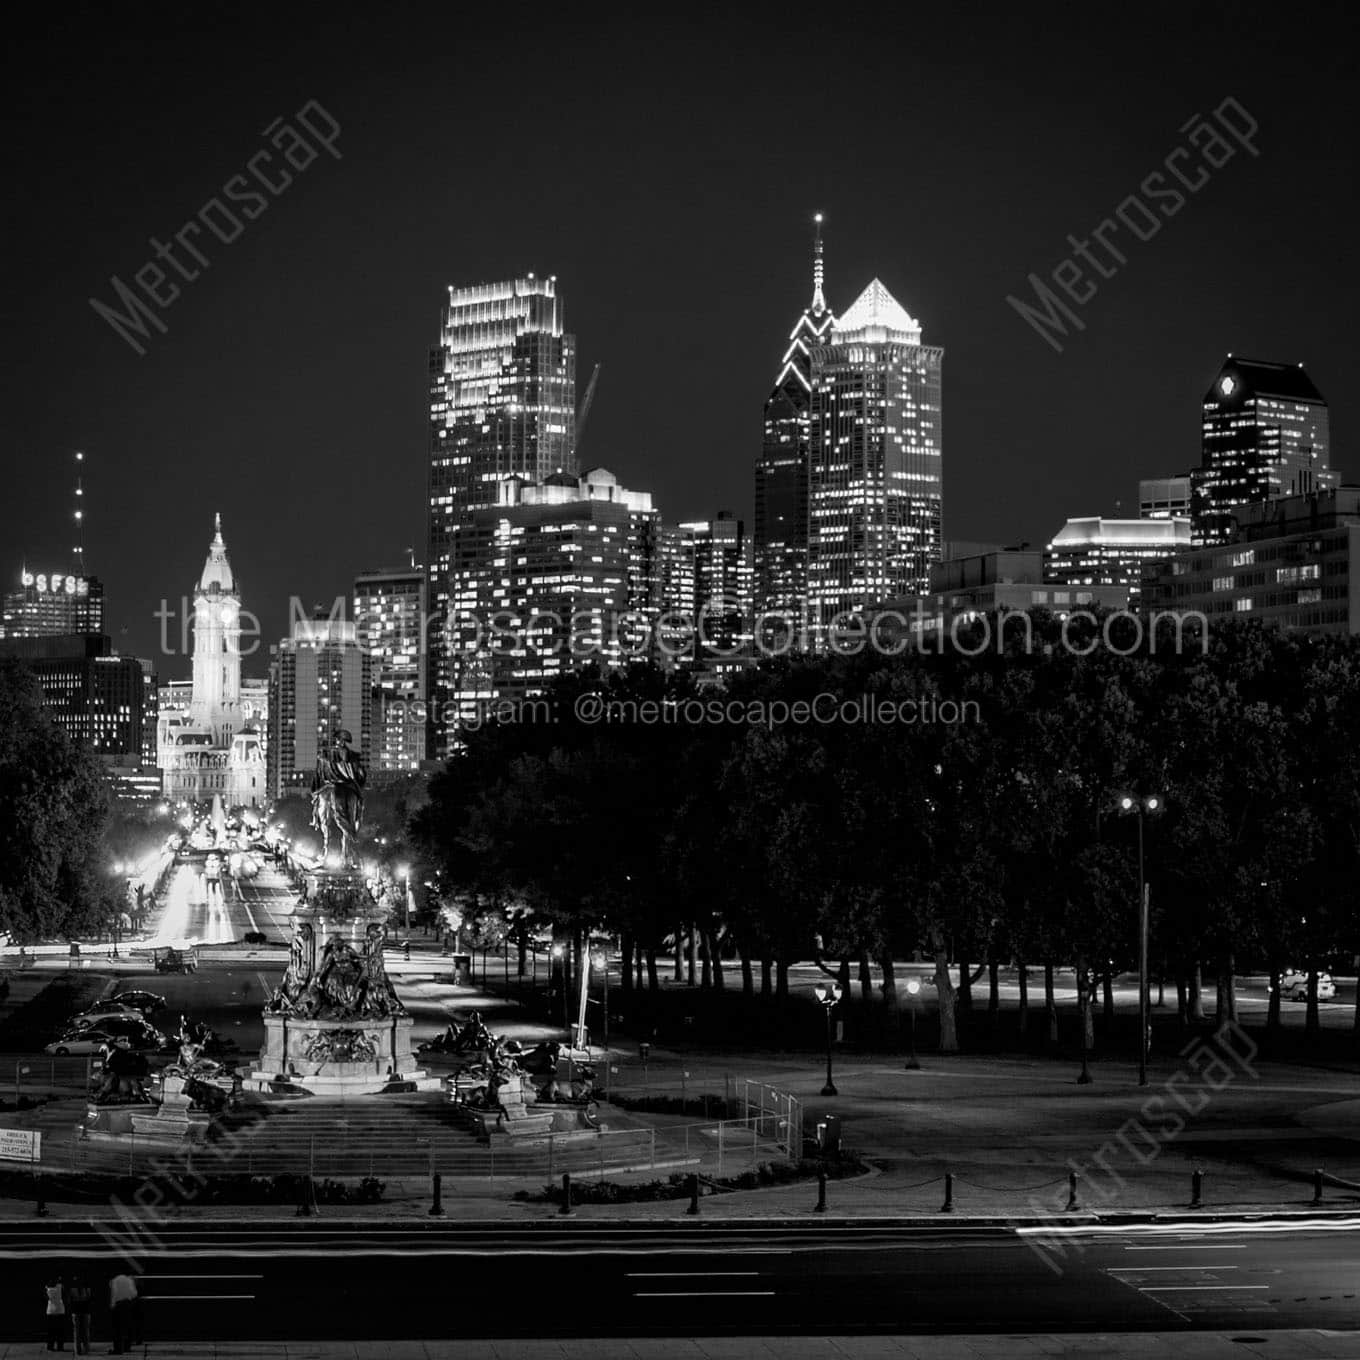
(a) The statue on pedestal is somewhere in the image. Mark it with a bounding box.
[310,728,366,867]
[268,923,315,1015]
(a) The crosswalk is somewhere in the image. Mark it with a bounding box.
[1106,1239,1276,1321]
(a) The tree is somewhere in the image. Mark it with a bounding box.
[0,663,119,942]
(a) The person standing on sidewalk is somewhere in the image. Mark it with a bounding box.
[44,1274,66,1350]
[67,1274,92,1354]
[108,1273,137,1354]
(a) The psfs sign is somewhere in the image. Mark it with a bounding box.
[20,570,89,596]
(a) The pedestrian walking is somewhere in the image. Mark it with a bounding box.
[108,1273,137,1354]
[44,1274,66,1350]
[67,1274,92,1354]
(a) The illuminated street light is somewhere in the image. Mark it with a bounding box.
[813,982,843,1096]
[1115,790,1165,1088]
[905,976,922,1070]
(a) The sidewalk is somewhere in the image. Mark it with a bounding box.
[0,1333,1356,1358]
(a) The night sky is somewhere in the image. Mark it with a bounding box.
[5,2,1358,676]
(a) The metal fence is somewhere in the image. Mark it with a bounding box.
[48,1112,789,1184]
[598,1059,802,1161]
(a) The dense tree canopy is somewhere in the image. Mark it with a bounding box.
[0,662,121,942]
[409,614,1360,1047]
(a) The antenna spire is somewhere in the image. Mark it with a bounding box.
[72,450,85,576]
[811,212,826,313]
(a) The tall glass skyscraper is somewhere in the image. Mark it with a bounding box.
[426,275,576,753]
[755,216,835,627]
[807,279,943,634]
[1191,356,1334,546]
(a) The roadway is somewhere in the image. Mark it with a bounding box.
[0,1219,1358,1340]
[151,858,296,948]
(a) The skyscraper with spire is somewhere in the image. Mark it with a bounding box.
[754,216,835,631]
[807,278,944,632]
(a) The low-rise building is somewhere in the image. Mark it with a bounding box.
[1143,487,1360,634]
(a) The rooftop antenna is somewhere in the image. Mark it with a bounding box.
[72,450,86,576]
[811,212,826,313]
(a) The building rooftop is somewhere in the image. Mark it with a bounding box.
[833,278,922,345]
[1206,356,1327,405]
[1047,517,1191,548]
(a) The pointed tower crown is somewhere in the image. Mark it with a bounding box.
[771,215,837,394]
[834,278,922,345]
[198,512,236,596]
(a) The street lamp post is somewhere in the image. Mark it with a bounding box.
[397,864,411,933]
[551,943,566,1027]
[905,977,922,1070]
[1116,791,1164,1088]
[593,948,610,1054]
[813,982,842,1096]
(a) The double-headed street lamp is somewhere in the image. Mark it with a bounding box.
[813,981,842,1096]
[904,977,922,1070]
[592,947,610,1053]
[1116,790,1164,1088]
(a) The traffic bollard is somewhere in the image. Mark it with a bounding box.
[428,1173,446,1218]
[686,1173,699,1215]
[1190,1168,1203,1209]
[1066,1170,1079,1212]
[1313,1168,1324,1206]
[940,1172,954,1213]
[815,1169,827,1213]
[559,1172,573,1217]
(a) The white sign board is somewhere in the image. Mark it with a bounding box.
[0,1128,41,1163]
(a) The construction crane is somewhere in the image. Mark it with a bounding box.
[574,363,601,457]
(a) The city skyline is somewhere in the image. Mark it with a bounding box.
[5,5,1358,666]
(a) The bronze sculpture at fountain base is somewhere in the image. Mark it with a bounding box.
[247,867,433,1095]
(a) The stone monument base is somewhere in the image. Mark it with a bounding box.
[80,1076,210,1147]
[449,1071,555,1140]
[248,1014,437,1095]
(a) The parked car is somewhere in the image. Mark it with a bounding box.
[45,1026,161,1056]
[67,1004,145,1029]
[1279,970,1337,1001]
[108,989,167,1015]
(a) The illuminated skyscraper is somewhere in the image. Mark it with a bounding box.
[1191,357,1334,545]
[807,279,943,632]
[446,469,658,729]
[267,613,371,801]
[660,512,754,667]
[353,564,428,773]
[426,276,576,754]
[755,216,834,626]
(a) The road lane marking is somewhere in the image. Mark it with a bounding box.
[633,1291,775,1298]
[1113,1265,1239,1271]
[1123,1245,1248,1251]
[628,1271,760,1277]
[1138,1285,1268,1292]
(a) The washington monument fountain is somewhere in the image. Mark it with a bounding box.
[249,729,430,1094]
